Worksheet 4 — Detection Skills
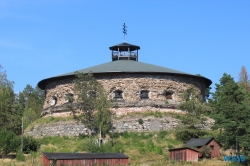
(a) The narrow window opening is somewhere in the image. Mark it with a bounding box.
[210,145,214,150]
[140,90,149,99]
[51,96,57,106]
[165,91,173,99]
[114,90,123,99]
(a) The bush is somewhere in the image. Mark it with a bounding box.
[16,150,25,161]
[0,129,19,155]
[175,128,209,142]
[154,146,163,155]
[140,133,153,139]
[23,136,40,154]
[147,140,155,152]
[157,130,168,139]
[200,146,211,158]
[138,118,144,125]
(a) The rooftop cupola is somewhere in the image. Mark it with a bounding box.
[109,42,140,61]
[109,23,140,61]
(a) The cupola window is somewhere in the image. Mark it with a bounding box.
[140,90,149,99]
[51,96,57,106]
[65,93,74,103]
[114,90,123,99]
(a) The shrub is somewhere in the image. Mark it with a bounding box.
[140,133,153,139]
[168,144,173,149]
[138,118,144,125]
[23,136,40,154]
[147,140,155,152]
[16,150,25,161]
[154,146,163,155]
[0,129,19,155]
[157,130,168,139]
[200,146,211,158]
[175,128,209,142]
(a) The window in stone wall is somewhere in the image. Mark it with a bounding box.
[165,91,173,99]
[65,93,74,103]
[114,90,123,99]
[140,90,149,99]
[51,96,57,106]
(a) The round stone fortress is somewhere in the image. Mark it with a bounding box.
[38,42,212,117]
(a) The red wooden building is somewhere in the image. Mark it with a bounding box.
[42,152,129,166]
[169,147,199,162]
[185,137,220,158]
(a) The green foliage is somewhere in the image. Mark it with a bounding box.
[199,146,211,158]
[69,72,112,137]
[23,136,40,154]
[175,86,210,142]
[157,130,168,139]
[81,138,125,153]
[175,128,211,142]
[0,129,19,155]
[0,66,21,134]
[210,73,250,155]
[94,86,112,137]
[17,85,44,130]
[16,150,25,161]
[138,118,144,125]
[238,66,250,91]
[146,140,163,155]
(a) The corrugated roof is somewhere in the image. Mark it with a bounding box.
[185,137,214,147]
[38,60,212,89]
[43,153,129,160]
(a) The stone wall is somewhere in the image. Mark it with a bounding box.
[25,115,214,138]
[25,116,180,137]
[42,74,206,116]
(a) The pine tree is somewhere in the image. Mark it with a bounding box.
[238,66,250,91]
[16,84,44,128]
[0,65,18,132]
[211,73,250,156]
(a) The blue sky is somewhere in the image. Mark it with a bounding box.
[1,1,250,93]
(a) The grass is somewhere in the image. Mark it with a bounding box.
[3,114,233,166]
[0,131,232,166]
[25,116,74,131]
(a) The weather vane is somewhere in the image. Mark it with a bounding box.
[123,23,127,42]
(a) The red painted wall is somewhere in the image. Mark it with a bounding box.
[169,148,198,162]
[206,140,220,158]
[42,155,129,166]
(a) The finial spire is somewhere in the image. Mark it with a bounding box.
[123,23,127,42]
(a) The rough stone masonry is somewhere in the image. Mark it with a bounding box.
[42,74,205,116]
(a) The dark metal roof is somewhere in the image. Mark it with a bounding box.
[43,153,129,160]
[169,147,199,152]
[109,42,140,51]
[38,60,212,89]
[185,137,214,147]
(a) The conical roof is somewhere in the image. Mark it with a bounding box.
[38,60,212,89]
[109,42,140,51]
